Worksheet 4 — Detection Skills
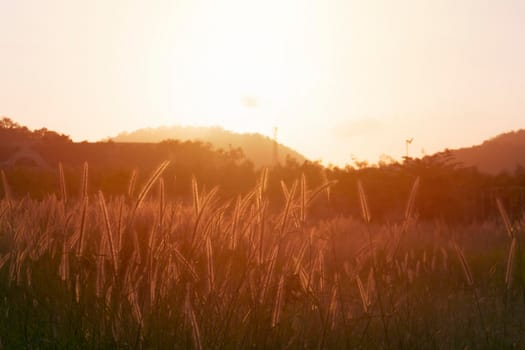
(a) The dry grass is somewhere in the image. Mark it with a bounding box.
[0,164,524,348]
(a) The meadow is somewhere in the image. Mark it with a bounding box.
[0,162,524,349]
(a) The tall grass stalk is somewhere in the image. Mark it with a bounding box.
[506,237,517,290]
[357,179,391,348]
[357,179,371,224]
[1,170,11,207]
[98,191,118,274]
[58,162,67,203]
[185,287,203,350]
[271,275,285,328]
[496,197,514,238]
[453,240,489,344]
[133,161,170,214]
[76,196,88,256]
[81,162,88,202]
[128,169,137,199]
[279,181,297,239]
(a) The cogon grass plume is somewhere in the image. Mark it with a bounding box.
[356,178,392,348]
[280,181,297,238]
[306,180,338,208]
[1,170,11,202]
[327,277,339,330]
[59,238,69,281]
[230,196,241,250]
[497,196,523,302]
[300,174,306,227]
[133,160,170,214]
[190,184,219,248]
[172,245,199,282]
[388,176,421,262]
[453,241,473,286]
[452,239,489,344]
[258,167,268,200]
[0,253,10,271]
[76,165,89,256]
[81,162,88,202]
[404,176,420,221]
[320,168,330,201]
[185,286,203,350]
[98,190,118,274]
[505,237,517,290]
[1,162,525,348]
[128,169,138,199]
[357,179,371,224]
[280,180,291,201]
[356,274,369,313]
[58,162,67,204]
[496,197,514,238]
[128,161,170,261]
[129,289,144,327]
[260,246,278,304]
[158,177,165,227]
[192,175,200,217]
[271,275,285,328]
[205,236,214,294]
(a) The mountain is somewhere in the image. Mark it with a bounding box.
[446,129,525,174]
[109,125,307,167]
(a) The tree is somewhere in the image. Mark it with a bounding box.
[0,117,21,129]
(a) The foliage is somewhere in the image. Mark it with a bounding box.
[2,119,525,224]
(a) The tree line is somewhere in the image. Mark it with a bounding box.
[1,117,524,223]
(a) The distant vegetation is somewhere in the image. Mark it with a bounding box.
[110,125,306,168]
[1,117,525,224]
[448,129,525,174]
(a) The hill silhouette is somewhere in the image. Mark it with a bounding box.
[109,125,307,167]
[445,129,525,174]
[0,117,260,198]
[2,117,525,223]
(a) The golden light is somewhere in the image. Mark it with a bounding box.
[168,0,321,136]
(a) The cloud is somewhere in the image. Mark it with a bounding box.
[332,118,382,139]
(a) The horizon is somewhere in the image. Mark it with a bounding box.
[2,111,524,167]
[1,0,524,165]
[4,116,525,169]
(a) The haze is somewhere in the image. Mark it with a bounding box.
[1,0,524,165]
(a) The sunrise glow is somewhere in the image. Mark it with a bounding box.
[2,1,525,348]
[1,0,524,164]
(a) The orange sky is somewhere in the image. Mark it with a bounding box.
[1,0,524,165]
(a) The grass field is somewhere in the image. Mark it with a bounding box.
[0,163,524,348]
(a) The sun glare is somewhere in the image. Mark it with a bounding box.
[168,0,317,136]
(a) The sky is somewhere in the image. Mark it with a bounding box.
[1,0,524,165]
